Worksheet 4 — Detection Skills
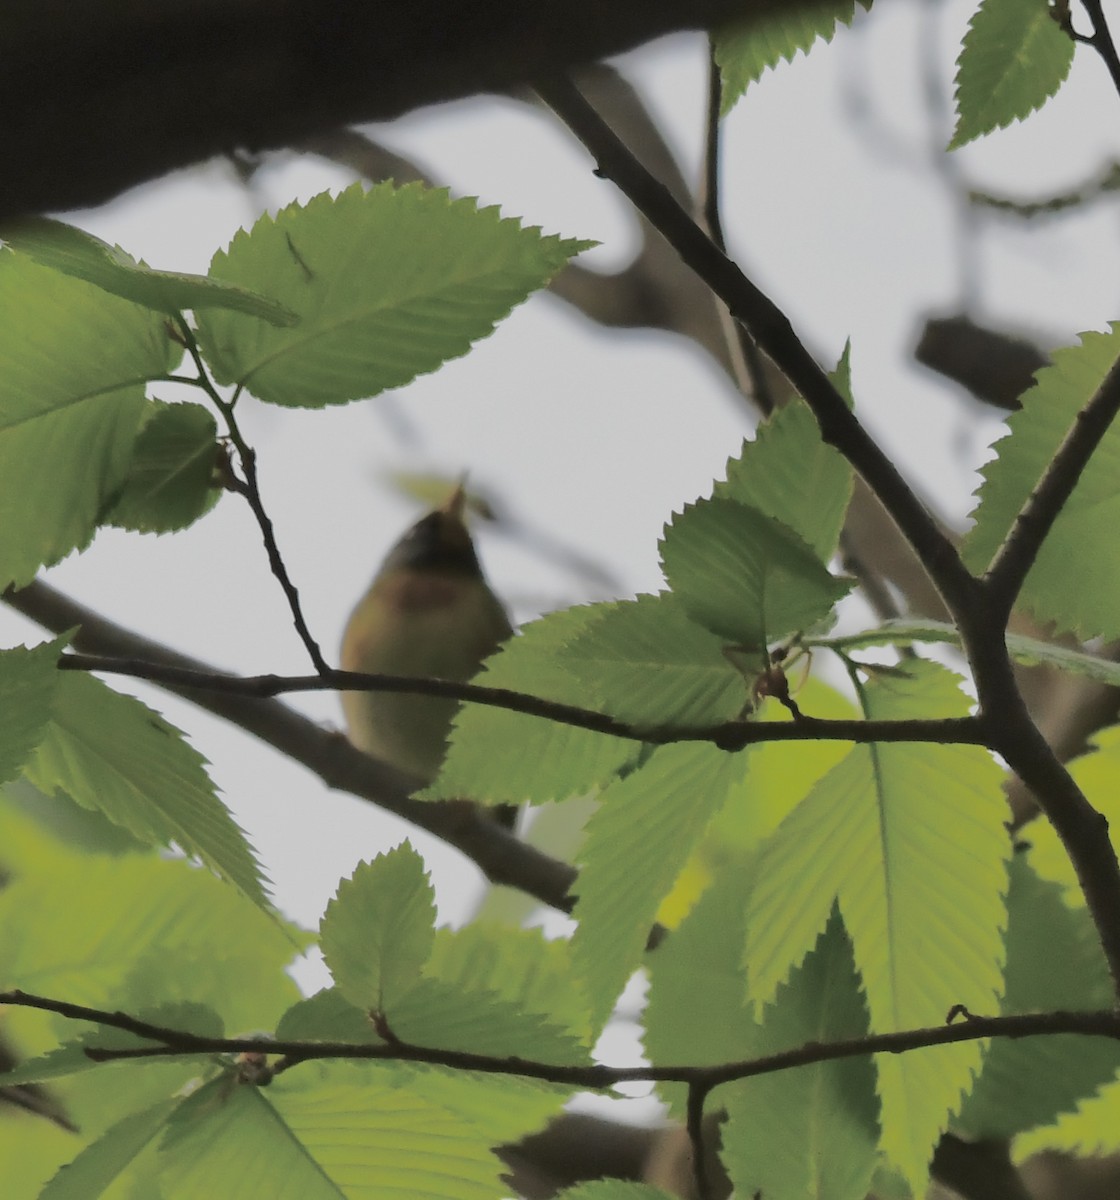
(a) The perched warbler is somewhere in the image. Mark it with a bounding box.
[340,485,513,787]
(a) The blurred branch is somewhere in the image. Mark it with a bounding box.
[967,160,1120,218]
[915,314,1046,411]
[0,0,818,221]
[2,579,578,913]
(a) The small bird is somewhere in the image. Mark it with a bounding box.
[340,484,513,788]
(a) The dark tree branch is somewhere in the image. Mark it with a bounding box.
[56,649,988,751]
[5,987,1120,1089]
[1069,0,1120,100]
[0,0,821,222]
[535,75,977,622]
[177,320,331,675]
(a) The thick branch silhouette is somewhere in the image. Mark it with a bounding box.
[1,0,822,222]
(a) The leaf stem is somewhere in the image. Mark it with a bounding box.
[172,317,329,675]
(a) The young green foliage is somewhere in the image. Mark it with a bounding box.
[571,742,745,1030]
[964,323,1120,640]
[953,857,1119,1140]
[427,605,640,806]
[744,660,1009,1191]
[558,593,749,726]
[660,498,850,651]
[0,252,177,588]
[715,1,870,113]
[320,843,436,1013]
[106,401,221,534]
[720,914,880,1200]
[949,0,1075,149]
[0,639,62,787]
[317,846,590,1063]
[22,672,269,909]
[1025,725,1120,905]
[196,182,593,407]
[822,616,1120,689]
[645,874,879,1200]
[715,396,854,563]
[1,217,297,324]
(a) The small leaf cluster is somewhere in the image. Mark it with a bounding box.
[715,0,1078,150]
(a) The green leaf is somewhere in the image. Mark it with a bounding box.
[660,498,851,651]
[645,866,759,1114]
[2,217,297,324]
[0,251,174,587]
[39,1097,180,1200]
[949,0,1075,149]
[159,1067,511,1200]
[715,1,867,113]
[388,977,588,1063]
[715,398,853,562]
[0,848,299,1032]
[0,638,62,787]
[275,987,379,1043]
[107,401,221,533]
[1016,1075,1120,1157]
[704,681,858,855]
[964,324,1120,640]
[558,593,748,726]
[955,857,1119,1140]
[721,912,879,1200]
[427,924,592,1046]
[196,182,593,407]
[744,660,1009,1191]
[23,672,268,908]
[402,1062,571,1147]
[1027,725,1120,905]
[0,1004,222,1086]
[426,606,639,806]
[572,742,743,1030]
[320,844,436,1012]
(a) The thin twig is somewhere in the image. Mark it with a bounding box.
[4,988,1120,1088]
[535,74,977,622]
[174,318,329,675]
[56,649,988,751]
[983,348,1120,620]
[1077,0,1120,101]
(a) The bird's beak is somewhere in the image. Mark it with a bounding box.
[442,480,469,521]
